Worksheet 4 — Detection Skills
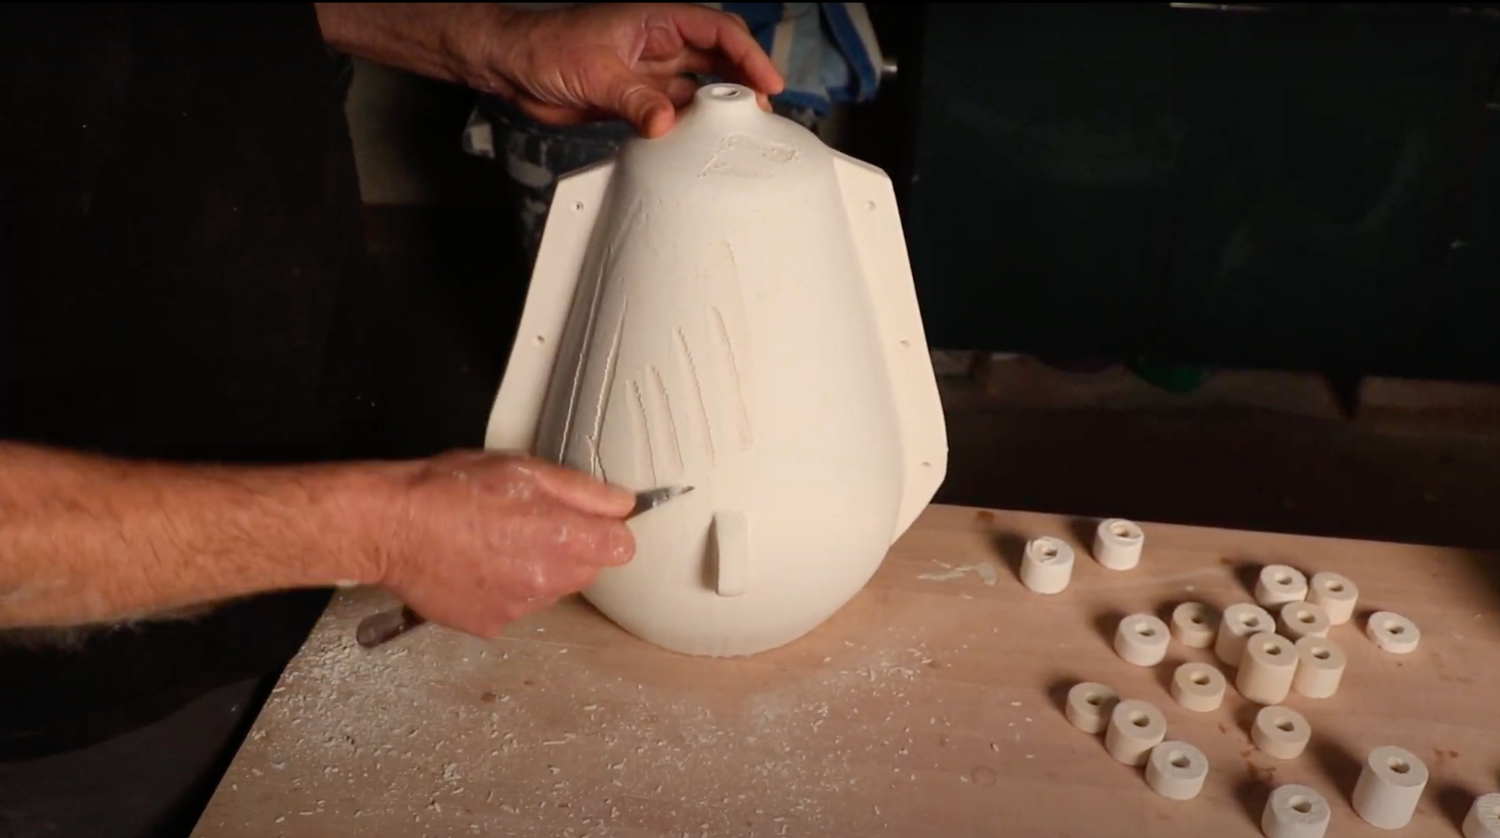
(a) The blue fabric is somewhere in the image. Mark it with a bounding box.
[721,2,882,118]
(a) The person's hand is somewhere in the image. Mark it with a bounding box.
[460,3,786,137]
[372,451,636,638]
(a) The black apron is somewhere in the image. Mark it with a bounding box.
[0,2,376,761]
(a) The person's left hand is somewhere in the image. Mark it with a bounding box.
[456,3,785,138]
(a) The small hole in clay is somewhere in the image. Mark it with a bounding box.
[707,85,741,99]
[1388,624,1405,635]
[533,335,546,346]
[1297,612,1315,624]
[1312,649,1331,660]
[1276,719,1295,732]
[1085,694,1103,707]
[1240,615,1258,628]
[920,461,932,468]
[1137,625,1156,638]
[1129,711,1149,728]
[1274,572,1292,585]
[1326,581,1344,592]
[898,339,911,349]
[865,200,877,211]
[1039,544,1058,558]
[1109,522,1136,538]
[1288,795,1312,814]
[1387,757,1410,774]
[1168,752,1190,769]
[1190,672,1210,686]
[1265,642,1282,656]
[571,201,585,212]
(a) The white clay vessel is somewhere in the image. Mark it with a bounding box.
[1146,741,1209,800]
[1352,745,1428,830]
[1262,784,1331,838]
[485,84,947,657]
[1092,518,1144,570]
[1464,792,1500,838]
[1020,536,1074,594]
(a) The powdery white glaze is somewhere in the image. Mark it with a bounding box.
[484,84,948,657]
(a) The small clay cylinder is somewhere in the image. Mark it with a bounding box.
[1251,705,1311,760]
[1145,740,1209,801]
[1307,571,1358,625]
[1366,611,1421,654]
[1170,662,1227,712]
[1114,613,1170,667]
[1254,564,1308,608]
[1170,601,1219,649]
[1092,518,1144,570]
[1261,784,1331,838]
[1292,636,1346,699]
[1105,699,1166,767]
[1064,681,1118,734]
[1463,792,1500,838]
[1278,601,1330,641]
[1020,536,1075,594]
[1236,632,1297,704]
[1215,603,1275,668]
[1352,746,1428,830]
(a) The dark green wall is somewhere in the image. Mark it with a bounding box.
[904,3,1500,380]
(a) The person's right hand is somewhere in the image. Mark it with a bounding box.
[371,451,636,638]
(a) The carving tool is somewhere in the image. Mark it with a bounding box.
[355,485,694,649]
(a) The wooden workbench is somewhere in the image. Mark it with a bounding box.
[190,505,1500,838]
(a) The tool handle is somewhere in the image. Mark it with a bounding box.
[356,605,428,648]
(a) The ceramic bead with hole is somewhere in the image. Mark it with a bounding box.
[1352,746,1428,830]
[1105,699,1166,766]
[1146,741,1209,800]
[1278,601,1330,641]
[1262,784,1331,838]
[1170,662,1227,712]
[1366,611,1420,654]
[1064,681,1118,734]
[1092,518,1144,570]
[1251,705,1311,760]
[1307,571,1358,625]
[1463,792,1500,838]
[1020,536,1074,594]
[1114,613,1170,666]
[1292,636,1346,698]
[1255,564,1308,608]
[1236,632,1298,704]
[1216,603,1275,667]
[1170,601,1219,648]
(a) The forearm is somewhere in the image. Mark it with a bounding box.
[0,442,388,629]
[314,3,522,87]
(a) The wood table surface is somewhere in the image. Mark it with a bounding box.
[189,505,1500,838]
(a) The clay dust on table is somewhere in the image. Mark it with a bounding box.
[201,588,1023,838]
